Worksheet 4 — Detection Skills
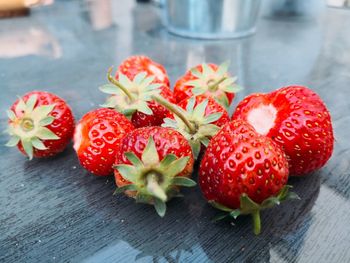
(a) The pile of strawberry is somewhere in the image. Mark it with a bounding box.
[5,55,334,234]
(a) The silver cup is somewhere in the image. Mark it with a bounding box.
[163,0,261,39]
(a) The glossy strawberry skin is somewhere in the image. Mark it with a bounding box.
[232,86,334,175]
[74,108,134,176]
[199,120,289,209]
[176,95,230,127]
[131,87,176,128]
[117,55,170,88]
[114,127,194,191]
[116,55,176,128]
[11,91,75,158]
[173,64,235,104]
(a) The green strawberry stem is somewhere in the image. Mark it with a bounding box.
[146,172,167,202]
[209,185,300,235]
[252,211,261,235]
[107,67,134,102]
[208,76,226,92]
[152,96,196,134]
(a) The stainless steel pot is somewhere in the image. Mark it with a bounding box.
[163,0,261,39]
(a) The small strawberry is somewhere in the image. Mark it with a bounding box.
[153,95,230,158]
[173,62,241,108]
[117,55,170,88]
[5,91,74,159]
[100,67,176,128]
[232,86,334,175]
[73,108,134,176]
[199,120,298,235]
[113,126,195,217]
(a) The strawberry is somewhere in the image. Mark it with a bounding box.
[73,108,134,176]
[113,126,195,217]
[173,62,241,108]
[153,95,230,159]
[100,67,176,128]
[232,86,334,176]
[5,91,74,159]
[199,120,298,234]
[117,55,170,88]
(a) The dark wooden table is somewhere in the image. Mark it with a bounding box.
[1,1,350,262]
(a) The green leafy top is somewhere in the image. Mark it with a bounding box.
[5,94,59,159]
[209,185,300,235]
[114,137,196,217]
[100,67,162,117]
[185,62,242,108]
[153,96,222,159]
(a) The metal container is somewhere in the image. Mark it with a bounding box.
[163,0,261,39]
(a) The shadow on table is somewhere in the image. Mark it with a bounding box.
[79,169,320,263]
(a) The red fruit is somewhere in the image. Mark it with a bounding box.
[6,91,75,159]
[199,120,294,235]
[153,95,230,159]
[73,108,134,176]
[173,62,241,108]
[113,126,195,217]
[232,86,334,176]
[117,55,170,88]
[100,64,176,128]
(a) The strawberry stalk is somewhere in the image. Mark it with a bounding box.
[207,76,227,92]
[107,67,135,102]
[153,95,196,134]
[146,172,167,202]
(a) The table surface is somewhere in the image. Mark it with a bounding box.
[1,1,350,263]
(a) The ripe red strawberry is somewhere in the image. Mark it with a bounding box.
[117,55,170,88]
[199,120,297,235]
[154,95,230,158]
[113,126,195,217]
[173,62,241,108]
[5,91,74,159]
[100,67,176,128]
[73,108,134,176]
[232,86,334,176]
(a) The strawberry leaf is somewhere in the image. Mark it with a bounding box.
[5,136,20,147]
[113,184,138,195]
[171,177,196,187]
[114,164,138,183]
[154,198,166,217]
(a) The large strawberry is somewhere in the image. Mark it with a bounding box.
[113,126,195,217]
[173,62,241,108]
[199,120,298,235]
[73,108,134,176]
[232,85,334,175]
[100,67,176,128]
[117,55,170,88]
[5,91,74,159]
[153,95,230,158]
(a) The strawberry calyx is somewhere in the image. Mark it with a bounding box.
[153,96,222,159]
[209,185,300,235]
[5,94,59,160]
[185,62,242,108]
[113,136,196,217]
[100,67,162,118]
